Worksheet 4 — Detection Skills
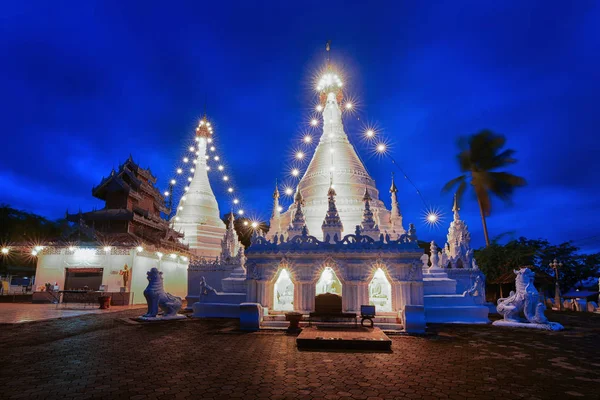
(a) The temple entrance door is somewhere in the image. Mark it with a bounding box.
[316,267,342,296]
[369,268,392,312]
[273,269,294,311]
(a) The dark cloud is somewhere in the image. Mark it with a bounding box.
[1,1,598,250]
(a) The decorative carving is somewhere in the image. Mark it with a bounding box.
[429,241,440,269]
[199,276,217,295]
[141,268,183,319]
[462,275,485,304]
[420,254,429,269]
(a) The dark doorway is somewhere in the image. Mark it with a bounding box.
[64,268,103,291]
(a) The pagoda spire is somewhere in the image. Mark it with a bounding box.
[360,186,380,239]
[452,192,460,220]
[389,173,405,236]
[442,192,473,268]
[266,181,282,240]
[321,178,343,243]
[220,211,240,261]
[287,189,308,238]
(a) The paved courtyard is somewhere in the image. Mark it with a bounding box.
[0,309,598,400]
[0,303,145,324]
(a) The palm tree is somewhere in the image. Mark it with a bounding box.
[443,130,526,247]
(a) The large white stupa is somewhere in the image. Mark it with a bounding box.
[271,71,404,239]
[172,118,226,257]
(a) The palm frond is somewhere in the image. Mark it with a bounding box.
[442,175,466,193]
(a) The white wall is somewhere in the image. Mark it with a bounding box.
[35,247,189,305]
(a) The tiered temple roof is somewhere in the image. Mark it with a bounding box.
[66,156,189,254]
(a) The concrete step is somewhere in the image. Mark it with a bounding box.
[424,305,489,324]
[261,314,403,332]
[424,294,475,307]
[423,278,457,295]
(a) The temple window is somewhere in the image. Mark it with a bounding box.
[369,267,392,312]
[273,268,294,311]
[316,266,342,296]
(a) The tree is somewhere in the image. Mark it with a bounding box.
[474,236,600,292]
[443,130,527,246]
[0,204,73,276]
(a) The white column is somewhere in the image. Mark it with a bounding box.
[295,280,315,313]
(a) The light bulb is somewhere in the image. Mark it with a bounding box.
[296,151,304,160]
[183,157,189,163]
[303,135,312,144]
[292,168,299,177]
[310,119,318,127]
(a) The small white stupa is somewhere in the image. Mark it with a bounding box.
[172,117,226,258]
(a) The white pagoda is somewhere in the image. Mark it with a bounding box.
[172,118,226,258]
[275,85,405,239]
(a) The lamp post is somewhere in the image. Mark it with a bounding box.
[550,259,563,311]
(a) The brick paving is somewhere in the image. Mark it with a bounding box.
[0,303,145,324]
[0,310,598,399]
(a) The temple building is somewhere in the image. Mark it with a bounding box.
[171,118,226,258]
[33,157,190,304]
[190,61,489,330]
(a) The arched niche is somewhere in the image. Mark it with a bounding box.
[315,266,342,296]
[369,267,392,312]
[273,268,294,311]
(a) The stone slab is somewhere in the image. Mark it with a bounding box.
[296,326,391,351]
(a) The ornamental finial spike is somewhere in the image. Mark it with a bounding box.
[452,192,460,220]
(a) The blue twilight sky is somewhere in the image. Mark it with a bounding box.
[1,1,599,252]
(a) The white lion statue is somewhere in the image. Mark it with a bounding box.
[495,267,563,330]
[142,267,183,318]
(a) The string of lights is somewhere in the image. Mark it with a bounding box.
[164,117,250,222]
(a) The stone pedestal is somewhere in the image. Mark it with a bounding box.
[240,302,263,331]
[285,312,303,333]
[403,305,426,333]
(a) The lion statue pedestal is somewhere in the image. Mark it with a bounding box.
[493,267,563,331]
[139,267,185,321]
